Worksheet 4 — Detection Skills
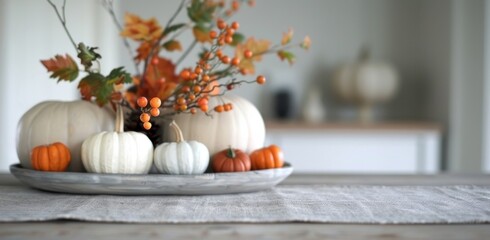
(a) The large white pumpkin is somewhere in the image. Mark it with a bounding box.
[169,95,265,155]
[81,104,153,174]
[154,121,209,175]
[16,100,114,172]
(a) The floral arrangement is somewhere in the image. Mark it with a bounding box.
[15,0,310,180]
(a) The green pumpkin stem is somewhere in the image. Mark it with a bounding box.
[226,147,236,158]
[115,103,124,133]
[169,120,184,143]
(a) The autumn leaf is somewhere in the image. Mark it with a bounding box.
[40,54,79,82]
[121,12,163,41]
[230,32,245,46]
[77,43,101,70]
[193,25,212,43]
[235,37,271,74]
[134,41,154,63]
[139,57,179,100]
[301,35,311,50]
[187,0,217,24]
[163,23,186,35]
[281,28,293,46]
[163,40,183,52]
[78,73,109,106]
[277,50,295,65]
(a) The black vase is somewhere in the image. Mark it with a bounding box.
[274,89,292,119]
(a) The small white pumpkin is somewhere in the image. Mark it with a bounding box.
[169,95,265,156]
[16,100,114,172]
[154,121,209,175]
[81,104,153,174]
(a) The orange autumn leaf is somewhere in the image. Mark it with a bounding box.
[138,57,179,100]
[235,37,271,74]
[163,40,183,52]
[301,35,311,50]
[121,13,163,41]
[193,26,212,43]
[281,28,293,46]
[40,54,79,82]
[134,41,155,63]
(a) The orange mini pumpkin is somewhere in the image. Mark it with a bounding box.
[212,147,251,173]
[31,142,71,172]
[250,145,284,170]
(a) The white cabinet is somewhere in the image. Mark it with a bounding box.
[265,122,441,174]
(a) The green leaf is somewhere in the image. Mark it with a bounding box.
[187,0,216,24]
[77,43,101,70]
[106,67,132,85]
[230,33,245,46]
[40,54,79,82]
[163,23,186,35]
[277,50,296,65]
[78,73,111,106]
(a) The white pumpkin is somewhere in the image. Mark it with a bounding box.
[169,95,265,155]
[16,100,114,172]
[81,104,153,174]
[154,121,209,175]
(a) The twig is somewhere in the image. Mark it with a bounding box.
[141,0,187,87]
[176,40,197,66]
[102,0,141,76]
[47,0,78,51]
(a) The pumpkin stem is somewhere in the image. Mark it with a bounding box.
[115,103,124,133]
[169,120,185,142]
[226,147,236,158]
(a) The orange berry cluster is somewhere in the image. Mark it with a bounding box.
[137,97,161,130]
[214,103,233,112]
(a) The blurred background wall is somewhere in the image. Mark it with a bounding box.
[1,0,489,173]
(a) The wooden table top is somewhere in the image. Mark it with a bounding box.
[1,173,489,240]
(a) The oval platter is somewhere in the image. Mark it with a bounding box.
[10,163,293,195]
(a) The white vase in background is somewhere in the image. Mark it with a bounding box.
[302,87,326,123]
[332,48,399,123]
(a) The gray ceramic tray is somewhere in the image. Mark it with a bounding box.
[10,163,293,195]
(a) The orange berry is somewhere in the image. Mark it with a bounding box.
[190,73,198,80]
[216,49,223,58]
[179,105,188,111]
[256,75,266,85]
[150,97,161,108]
[218,39,225,46]
[189,94,196,101]
[143,121,152,130]
[190,108,197,114]
[217,19,227,30]
[226,28,235,36]
[231,57,240,66]
[173,104,180,111]
[227,84,234,90]
[231,21,239,30]
[177,97,186,105]
[193,85,202,93]
[150,108,160,117]
[244,50,253,59]
[214,105,224,113]
[198,98,208,106]
[200,104,209,112]
[209,30,218,39]
[180,70,191,80]
[221,56,231,64]
[227,103,233,110]
[195,66,203,75]
[225,36,233,44]
[140,113,151,123]
[151,57,159,65]
[137,97,148,108]
[202,74,210,82]
[181,86,191,93]
[203,52,214,60]
[224,104,231,111]
[240,68,248,75]
[159,77,166,84]
[232,0,239,11]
